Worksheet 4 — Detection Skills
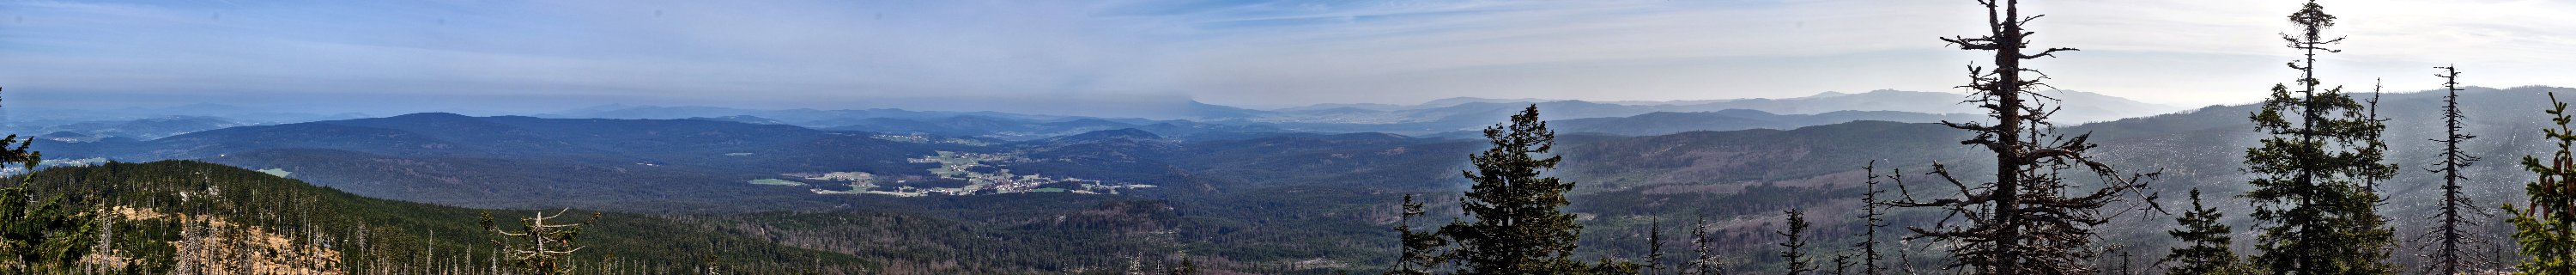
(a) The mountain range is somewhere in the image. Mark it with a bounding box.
[18,89,2183,144]
[1254,89,2179,125]
[32,86,2540,273]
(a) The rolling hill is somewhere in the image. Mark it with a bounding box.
[20,86,2566,273]
[14,161,876,273]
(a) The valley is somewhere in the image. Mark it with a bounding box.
[782,150,1156,197]
[13,1,2560,273]
[6,86,2569,273]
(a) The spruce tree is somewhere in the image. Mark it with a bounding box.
[2163,189,2247,275]
[1389,194,1446,275]
[1171,257,1199,275]
[1647,217,1665,275]
[1588,256,1641,274]
[2417,65,2492,275]
[2508,93,2576,275]
[2241,1,2399,273]
[0,85,101,272]
[1436,104,1587,274]
[1778,209,1814,275]
[1886,0,2156,272]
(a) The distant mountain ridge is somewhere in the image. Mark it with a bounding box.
[1551,109,1987,136]
[5,115,252,140]
[524,89,2179,138]
[31,113,957,210]
[15,86,2564,273]
[1258,89,2180,125]
[15,161,876,272]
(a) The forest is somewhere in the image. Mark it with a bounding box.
[1375,1,2571,274]
[0,0,2572,274]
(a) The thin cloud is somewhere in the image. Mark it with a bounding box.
[0,0,2563,113]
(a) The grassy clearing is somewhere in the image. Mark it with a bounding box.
[256,168,292,178]
[746,179,805,186]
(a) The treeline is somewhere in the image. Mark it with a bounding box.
[1380,0,2573,274]
[3,160,875,274]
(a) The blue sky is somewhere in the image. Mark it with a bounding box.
[2,0,2569,113]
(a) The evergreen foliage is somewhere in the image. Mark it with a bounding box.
[1646,217,1665,275]
[1169,256,1198,275]
[2164,189,2252,275]
[2242,1,2400,273]
[1383,105,1640,274]
[10,161,873,273]
[0,181,97,273]
[0,85,104,273]
[1777,208,1813,275]
[2510,93,2576,275]
[1437,105,1590,273]
[1388,194,1446,275]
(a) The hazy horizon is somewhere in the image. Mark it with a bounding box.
[14,84,2560,120]
[7,0,2573,115]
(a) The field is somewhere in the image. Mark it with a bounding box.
[256,168,292,178]
[745,179,805,186]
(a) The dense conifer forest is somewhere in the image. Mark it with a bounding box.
[4,0,2574,274]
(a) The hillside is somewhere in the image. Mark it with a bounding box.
[15,161,873,273]
[15,87,2567,273]
[1255,89,2179,132]
[31,113,960,211]
[1550,109,1984,136]
[1524,86,2576,270]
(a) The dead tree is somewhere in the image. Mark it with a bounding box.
[1688,216,1723,275]
[1887,0,2158,273]
[482,209,603,275]
[2414,65,2493,274]
[1854,161,1888,275]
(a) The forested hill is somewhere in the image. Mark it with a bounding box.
[13,160,874,273]
[28,113,967,211]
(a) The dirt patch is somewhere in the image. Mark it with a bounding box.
[104,206,344,275]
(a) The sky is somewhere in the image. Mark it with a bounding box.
[1,0,2570,114]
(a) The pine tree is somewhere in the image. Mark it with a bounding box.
[1435,104,1588,273]
[2417,65,2493,275]
[2508,92,2576,275]
[482,209,603,275]
[1778,209,1814,275]
[2163,189,2247,275]
[1886,0,2156,272]
[2241,1,2399,273]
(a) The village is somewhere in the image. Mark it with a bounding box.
[761,151,1153,197]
